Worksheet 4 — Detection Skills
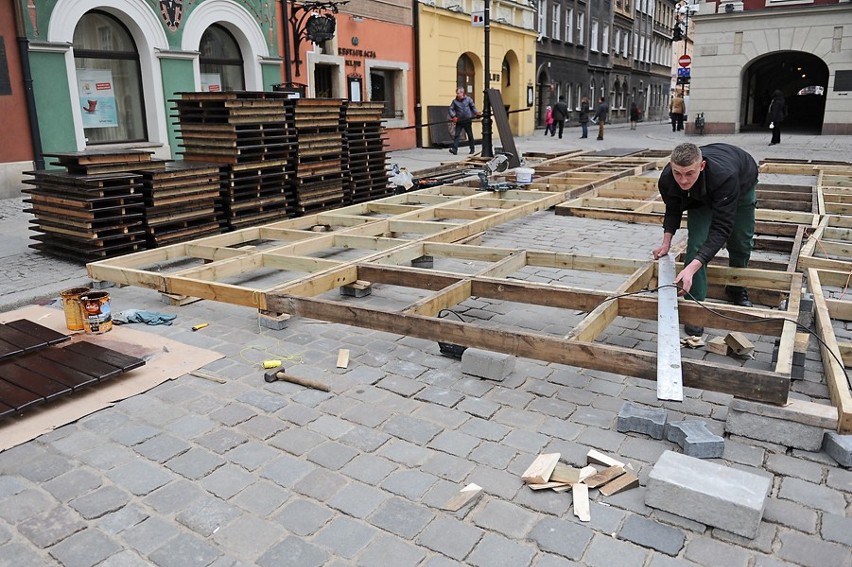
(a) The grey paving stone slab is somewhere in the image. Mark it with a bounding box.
[268,427,327,456]
[143,479,206,515]
[416,515,484,560]
[208,403,257,427]
[420,451,476,483]
[617,402,668,439]
[200,464,256,499]
[765,453,824,482]
[459,418,510,446]
[584,533,650,567]
[96,505,149,535]
[380,468,438,500]
[777,477,846,515]
[575,426,625,452]
[225,440,280,471]
[501,429,550,453]
[376,438,432,467]
[369,497,435,539]
[133,434,191,463]
[70,485,132,520]
[42,468,103,502]
[618,514,685,556]
[106,459,173,496]
[17,505,86,548]
[415,386,466,407]
[306,415,354,440]
[175,496,241,537]
[211,515,283,561]
[0,475,26,498]
[314,516,377,559]
[0,541,52,567]
[381,414,443,445]
[306,440,359,470]
[48,528,123,567]
[427,430,481,458]
[18,453,74,483]
[327,482,388,519]
[258,453,315,488]
[340,454,397,484]
[235,414,287,440]
[821,513,852,547]
[467,533,537,567]
[356,534,426,567]
[338,425,392,452]
[231,480,289,516]
[274,499,333,536]
[471,499,538,539]
[528,517,594,560]
[826,466,852,492]
[196,429,249,454]
[823,431,852,467]
[469,441,518,469]
[293,468,347,502]
[165,447,225,480]
[664,420,725,459]
[148,531,221,567]
[761,497,818,533]
[257,535,329,567]
[683,534,751,567]
[725,405,826,451]
[97,549,152,567]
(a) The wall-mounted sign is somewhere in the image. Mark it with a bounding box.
[472,12,484,27]
[306,14,336,44]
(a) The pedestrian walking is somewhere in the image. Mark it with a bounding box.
[593,97,608,140]
[652,143,759,337]
[553,96,570,139]
[578,97,590,139]
[544,105,555,136]
[448,87,481,155]
[767,90,787,146]
[629,101,641,130]
[670,90,685,132]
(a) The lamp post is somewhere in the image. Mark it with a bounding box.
[481,1,493,158]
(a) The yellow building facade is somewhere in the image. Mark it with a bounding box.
[417,3,538,147]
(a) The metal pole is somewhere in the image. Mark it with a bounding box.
[481,0,493,158]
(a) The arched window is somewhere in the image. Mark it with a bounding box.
[456,55,475,101]
[501,57,511,87]
[73,11,146,144]
[200,24,245,92]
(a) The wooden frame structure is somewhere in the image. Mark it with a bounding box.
[87,152,852,430]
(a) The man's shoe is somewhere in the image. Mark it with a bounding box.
[469,148,475,155]
[596,137,603,140]
[725,286,753,307]
[684,324,704,337]
[449,148,457,155]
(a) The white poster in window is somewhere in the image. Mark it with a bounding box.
[201,73,222,93]
[78,68,118,128]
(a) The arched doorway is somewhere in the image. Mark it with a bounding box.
[741,51,828,133]
[501,51,521,133]
[536,65,550,128]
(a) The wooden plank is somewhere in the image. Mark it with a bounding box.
[336,349,349,369]
[4,320,69,345]
[0,362,71,401]
[599,472,640,496]
[521,453,561,484]
[62,341,146,371]
[587,449,625,468]
[572,482,591,522]
[38,348,123,380]
[444,483,483,511]
[584,465,625,489]
[657,254,683,401]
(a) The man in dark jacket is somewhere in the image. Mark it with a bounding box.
[767,90,787,146]
[651,143,759,336]
[592,97,608,140]
[448,88,481,155]
[552,96,570,139]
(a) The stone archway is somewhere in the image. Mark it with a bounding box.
[741,51,828,133]
[536,65,551,127]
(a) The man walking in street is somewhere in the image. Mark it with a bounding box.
[553,96,570,139]
[593,96,608,140]
[670,90,686,132]
[448,88,481,155]
[651,143,759,337]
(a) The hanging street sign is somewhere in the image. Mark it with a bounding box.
[678,54,692,68]
[472,12,484,27]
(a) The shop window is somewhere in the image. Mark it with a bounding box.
[199,24,245,92]
[370,69,400,119]
[456,54,475,101]
[73,11,146,144]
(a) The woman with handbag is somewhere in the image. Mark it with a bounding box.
[767,90,787,146]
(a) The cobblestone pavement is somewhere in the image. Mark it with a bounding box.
[0,123,850,566]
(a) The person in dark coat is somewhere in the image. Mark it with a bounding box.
[448,88,481,155]
[552,96,570,139]
[767,90,787,146]
[578,97,590,139]
[652,143,759,337]
[592,97,608,140]
[629,101,641,130]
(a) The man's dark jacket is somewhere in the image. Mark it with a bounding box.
[658,143,758,266]
[553,100,569,122]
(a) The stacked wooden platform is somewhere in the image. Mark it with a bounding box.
[23,151,159,261]
[174,91,297,229]
[290,98,349,213]
[344,101,391,204]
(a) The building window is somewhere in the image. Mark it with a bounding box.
[591,20,599,52]
[565,9,574,43]
[538,1,548,38]
[200,24,245,92]
[73,10,146,144]
[552,5,561,41]
[577,12,585,45]
[457,54,475,100]
[602,25,610,54]
[370,69,400,119]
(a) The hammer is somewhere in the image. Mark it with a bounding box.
[263,369,330,392]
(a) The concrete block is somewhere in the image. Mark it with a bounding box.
[645,450,771,539]
[798,293,814,329]
[340,280,372,298]
[258,311,291,330]
[461,348,515,381]
[617,402,667,440]
[411,255,434,269]
[725,399,833,451]
[823,431,852,468]
[664,420,724,459]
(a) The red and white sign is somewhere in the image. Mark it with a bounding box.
[678,54,692,68]
[472,11,484,27]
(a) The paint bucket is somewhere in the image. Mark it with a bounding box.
[79,291,112,334]
[515,168,535,184]
[59,287,91,331]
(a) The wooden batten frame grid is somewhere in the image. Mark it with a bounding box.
[88,151,818,409]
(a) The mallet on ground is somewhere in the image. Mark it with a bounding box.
[263,369,330,392]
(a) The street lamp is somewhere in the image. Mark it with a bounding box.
[481,1,493,158]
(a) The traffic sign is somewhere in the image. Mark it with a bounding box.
[677,67,691,77]
[678,54,692,68]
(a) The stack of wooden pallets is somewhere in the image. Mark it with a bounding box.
[289,98,349,213]
[138,161,222,247]
[23,150,159,261]
[344,101,391,203]
[174,91,298,229]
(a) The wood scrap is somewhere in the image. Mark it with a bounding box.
[336,349,350,369]
[587,449,625,468]
[528,480,570,491]
[550,463,582,484]
[599,472,639,496]
[584,465,625,489]
[444,483,482,511]
[521,453,560,484]
[706,336,730,356]
[681,335,706,349]
[572,483,591,522]
[725,332,755,356]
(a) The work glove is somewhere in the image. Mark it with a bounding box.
[113,309,177,326]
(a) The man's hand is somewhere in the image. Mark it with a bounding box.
[674,259,703,297]
[652,244,670,260]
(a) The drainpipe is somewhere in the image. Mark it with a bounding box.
[412,0,422,148]
[281,0,293,86]
[13,1,44,170]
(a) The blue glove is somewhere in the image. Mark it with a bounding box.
[113,309,177,326]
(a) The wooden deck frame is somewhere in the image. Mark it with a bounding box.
[88,151,844,413]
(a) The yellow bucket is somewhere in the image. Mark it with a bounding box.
[80,291,112,334]
[60,287,91,331]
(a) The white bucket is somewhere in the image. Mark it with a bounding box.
[515,168,534,184]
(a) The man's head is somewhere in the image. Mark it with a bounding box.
[670,143,704,191]
[456,88,466,99]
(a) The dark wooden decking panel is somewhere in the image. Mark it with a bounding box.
[0,339,24,360]
[63,341,147,371]
[18,354,100,391]
[0,362,72,401]
[38,348,123,380]
[4,320,70,346]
